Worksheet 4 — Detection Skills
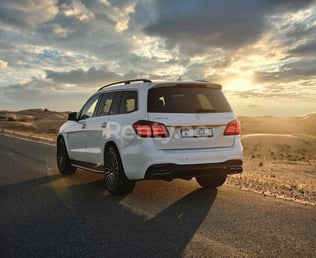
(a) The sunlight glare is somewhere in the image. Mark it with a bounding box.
[223,77,253,91]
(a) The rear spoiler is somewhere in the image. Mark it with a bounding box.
[150,81,222,90]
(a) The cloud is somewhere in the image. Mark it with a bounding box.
[288,40,316,56]
[44,66,169,86]
[1,66,164,111]
[33,3,137,63]
[182,54,231,81]
[284,10,316,40]
[49,23,71,38]
[231,88,312,100]
[60,0,94,21]
[141,0,314,55]
[2,76,90,111]
[4,76,61,93]
[0,59,8,69]
[101,0,138,33]
[45,67,123,85]
[0,0,58,29]
[254,60,316,84]
[0,36,14,50]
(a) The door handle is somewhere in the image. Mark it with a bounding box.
[101,122,107,128]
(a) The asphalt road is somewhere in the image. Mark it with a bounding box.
[0,134,315,257]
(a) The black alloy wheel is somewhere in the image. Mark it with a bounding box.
[104,146,135,195]
[56,137,76,175]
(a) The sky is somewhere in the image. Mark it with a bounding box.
[0,0,315,116]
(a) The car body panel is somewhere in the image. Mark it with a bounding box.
[61,120,86,161]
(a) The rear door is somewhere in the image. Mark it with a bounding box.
[147,83,236,150]
[85,91,119,164]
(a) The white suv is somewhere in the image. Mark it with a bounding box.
[57,79,243,195]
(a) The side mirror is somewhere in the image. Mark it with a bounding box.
[68,112,78,121]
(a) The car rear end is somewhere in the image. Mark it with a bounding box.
[125,81,243,181]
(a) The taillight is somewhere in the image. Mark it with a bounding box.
[224,119,241,135]
[133,120,169,138]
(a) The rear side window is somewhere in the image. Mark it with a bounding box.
[119,91,138,114]
[96,92,122,116]
[148,86,232,113]
[96,92,115,116]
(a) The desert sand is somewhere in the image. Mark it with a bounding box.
[0,109,68,143]
[0,109,315,205]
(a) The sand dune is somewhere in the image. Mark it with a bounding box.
[242,133,316,160]
[0,109,68,137]
[239,113,316,136]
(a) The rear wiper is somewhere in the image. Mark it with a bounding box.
[194,109,216,113]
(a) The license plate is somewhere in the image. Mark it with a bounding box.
[181,128,213,138]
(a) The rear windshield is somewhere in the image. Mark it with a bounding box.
[148,86,232,113]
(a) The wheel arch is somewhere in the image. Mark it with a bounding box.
[56,133,77,175]
[104,141,130,178]
[57,134,68,151]
[57,134,64,142]
[104,141,119,153]
[56,134,66,148]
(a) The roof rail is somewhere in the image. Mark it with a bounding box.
[98,79,152,91]
[195,80,209,83]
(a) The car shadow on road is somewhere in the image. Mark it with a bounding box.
[0,173,217,257]
[139,187,217,257]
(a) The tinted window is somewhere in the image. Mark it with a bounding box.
[79,94,100,120]
[119,91,138,114]
[96,92,117,116]
[148,86,232,113]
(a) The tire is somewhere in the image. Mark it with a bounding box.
[104,146,135,195]
[56,137,77,175]
[196,174,227,188]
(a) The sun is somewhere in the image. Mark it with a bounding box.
[223,77,253,91]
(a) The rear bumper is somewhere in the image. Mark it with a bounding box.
[145,159,242,180]
[120,136,243,180]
